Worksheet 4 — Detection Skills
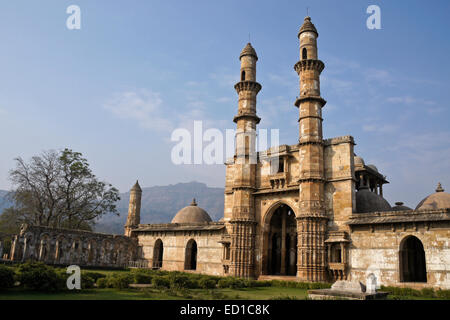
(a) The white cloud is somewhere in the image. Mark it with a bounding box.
[103,89,174,132]
[386,96,436,106]
[362,123,398,134]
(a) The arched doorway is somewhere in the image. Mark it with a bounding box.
[152,239,163,269]
[184,239,197,271]
[266,204,297,276]
[399,236,427,282]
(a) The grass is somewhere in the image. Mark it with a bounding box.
[0,286,309,300]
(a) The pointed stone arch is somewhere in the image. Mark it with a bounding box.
[262,202,297,276]
[399,235,427,283]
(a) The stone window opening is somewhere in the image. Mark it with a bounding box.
[223,243,230,261]
[184,239,197,271]
[278,160,284,173]
[152,239,164,269]
[302,48,307,60]
[241,70,246,81]
[330,244,342,263]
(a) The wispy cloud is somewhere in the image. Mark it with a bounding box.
[386,96,436,106]
[103,89,175,132]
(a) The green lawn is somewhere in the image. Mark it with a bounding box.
[0,286,309,300]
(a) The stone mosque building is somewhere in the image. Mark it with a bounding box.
[8,17,450,289]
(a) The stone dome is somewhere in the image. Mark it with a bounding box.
[240,43,258,60]
[354,155,365,167]
[415,183,450,211]
[171,199,212,224]
[367,164,378,172]
[298,16,318,37]
[355,187,392,213]
[392,202,412,211]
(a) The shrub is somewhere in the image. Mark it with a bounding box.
[0,265,15,289]
[133,272,152,284]
[421,288,435,298]
[17,262,64,291]
[82,272,106,282]
[436,289,450,300]
[217,278,244,289]
[169,274,190,289]
[199,278,216,289]
[81,274,95,289]
[108,273,133,290]
[152,276,170,289]
[96,277,108,289]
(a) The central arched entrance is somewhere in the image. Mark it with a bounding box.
[266,204,297,276]
[399,236,427,282]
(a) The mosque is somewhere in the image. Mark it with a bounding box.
[9,17,450,289]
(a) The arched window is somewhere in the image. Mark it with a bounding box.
[241,70,246,81]
[302,48,307,60]
[153,239,164,269]
[399,236,427,282]
[184,239,197,271]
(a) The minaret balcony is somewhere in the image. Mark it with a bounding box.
[234,81,262,94]
[294,59,325,74]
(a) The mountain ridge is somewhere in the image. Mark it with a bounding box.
[0,181,225,235]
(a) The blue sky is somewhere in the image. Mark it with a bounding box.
[0,0,449,209]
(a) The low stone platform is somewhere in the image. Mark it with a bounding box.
[308,289,388,300]
[308,280,388,300]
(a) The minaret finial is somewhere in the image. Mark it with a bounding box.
[436,182,444,192]
[191,198,197,206]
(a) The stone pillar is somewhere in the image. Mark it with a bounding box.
[294,16,328,282]
[280,208,287,275]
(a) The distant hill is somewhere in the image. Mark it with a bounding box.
[0,182,225,235]
[95,181,225,234]
[0,190,13,213]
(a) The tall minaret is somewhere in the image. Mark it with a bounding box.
[229,43,261,278]
[294,17,328,282]
[124,180,142,237]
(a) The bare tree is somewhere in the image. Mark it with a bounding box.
[7,148,120,230]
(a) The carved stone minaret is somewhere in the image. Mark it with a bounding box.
[229,43,261,278]
[294,17,328,282]
[124,180,142,237]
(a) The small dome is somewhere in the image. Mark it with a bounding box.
[367,164,378,172]
[392,202,412,211]
[354,155,365,167]
[356,187,392,213]
[240,43,258,61]
[298,16,318,37]
[415,183,450,211]
[171,199,212,224]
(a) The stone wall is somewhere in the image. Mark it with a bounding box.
[348,212,450,289]
[323,136,356,231]
[134,224,227,276]
[10,224,136,268]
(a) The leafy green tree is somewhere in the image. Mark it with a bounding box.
[5,148,120,231]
